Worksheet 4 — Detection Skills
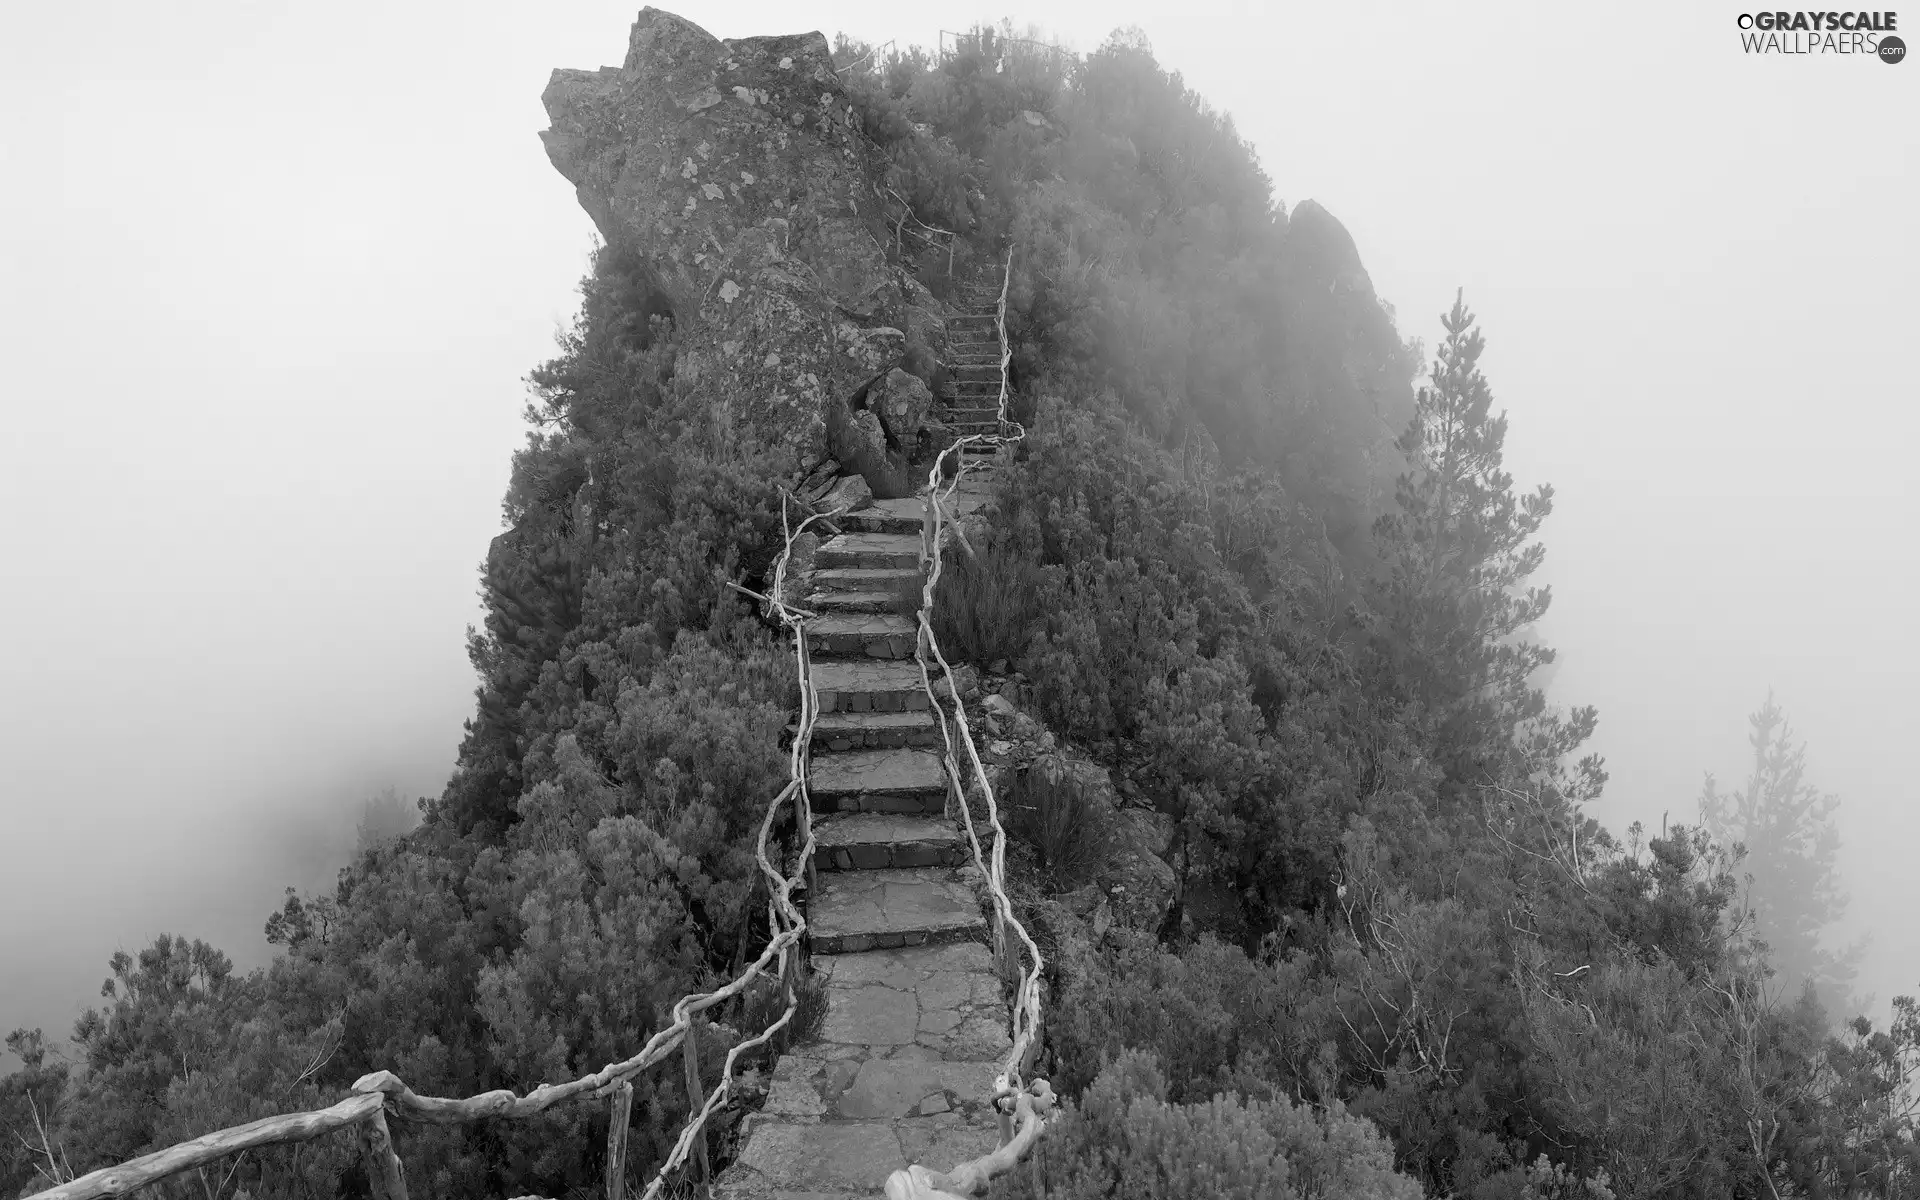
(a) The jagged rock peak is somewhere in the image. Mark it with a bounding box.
[1284,198,1378,300]
[540,8,914,469]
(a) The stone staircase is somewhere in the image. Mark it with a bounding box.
[716,276,1016,1199]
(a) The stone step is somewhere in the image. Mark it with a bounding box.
[719,1112,998,1200]
[817,532,921,571]
[714,942,1013,1198]
[797,709,942,751]
[811,659,928,714]
[808,747,948,814]
[813,941,1010,1060]
[945,408,1000,423]
[939,471,996,492]
[835,495,985,539]
[838,496,927,536]
[814,813,966,870]
[810,567,922,593]
[950,364,1000,380]
[808,865,987,953]
[804,589,904,614]
[805,612,918,660]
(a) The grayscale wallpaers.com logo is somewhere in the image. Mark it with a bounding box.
[1736,10,1905,59]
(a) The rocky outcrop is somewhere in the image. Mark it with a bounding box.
[540,8,912,470]
[814,473,872,514]
[870,367,933,445]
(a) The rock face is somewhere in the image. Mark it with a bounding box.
[871,367,933,445]
[540,9,910,469]
[1283,199,1378,302]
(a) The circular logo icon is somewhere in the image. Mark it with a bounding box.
[1881,35,1907,64]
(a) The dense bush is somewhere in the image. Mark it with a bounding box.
[1002,765,1107,892]
[8,21,1912,1200]
[995,1049,1421,1200]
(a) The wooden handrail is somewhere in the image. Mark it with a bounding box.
[889,248,1056,1199]
[23,493,847,1200]
[884,188,959,276]
[27,1093,384,1200]
[20,255,1039,1200]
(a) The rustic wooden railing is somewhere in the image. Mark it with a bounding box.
[22,255,1051,1200]
[887,249,1058,1200]
[834,39,896,76]
[23,497,847,1200]
[883,187,959,277]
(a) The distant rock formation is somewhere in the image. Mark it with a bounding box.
[540,8,917,469]
[1281,200,1374,297]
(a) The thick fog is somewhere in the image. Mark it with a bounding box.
[2,0,1913,1068]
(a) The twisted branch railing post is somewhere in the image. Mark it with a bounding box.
[681,1019,708,1186]
[885,188,958,280]
[24,248,1023,1200]
[354,1108,407,1200]
[25,495,849,1200]
[887,247,1054,1200]
[605,1082,633,1200]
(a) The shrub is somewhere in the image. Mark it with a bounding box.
[930,534,1042,665]
[732,957,829,1060]
[1003,765,1105,892]
[994,1049,1419,1200]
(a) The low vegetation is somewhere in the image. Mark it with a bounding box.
[4,21,1906,1200]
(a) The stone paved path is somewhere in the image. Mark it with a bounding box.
[716,276,1013,1199]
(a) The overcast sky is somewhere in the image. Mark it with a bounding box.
[2,1,1914,1064]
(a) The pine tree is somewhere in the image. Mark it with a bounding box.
[1368,291,1593,797]
[1701,694,1861,1014]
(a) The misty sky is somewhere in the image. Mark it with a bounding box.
[3,1,1914,1066]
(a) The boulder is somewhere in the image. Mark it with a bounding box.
[931,663,978,704]
[872,368,934,445]
[814,474,872,514]
[540,9,909,470]
[901,274,949,370]
[778,531,820,611]
[797,456,839,498]
[1104,817,1178,933]
[837,322,907,375]
[1115,807,1175,859]
[834,409,889,479]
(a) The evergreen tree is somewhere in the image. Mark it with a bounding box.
[1368,290,1593,797]
[1702,694,1861,1014]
